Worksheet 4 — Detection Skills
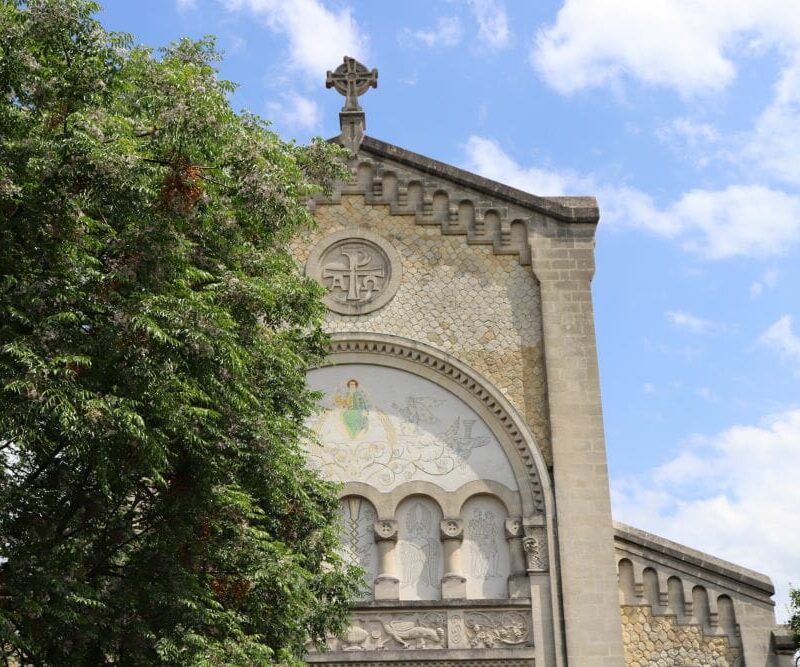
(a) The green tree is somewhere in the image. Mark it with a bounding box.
[0,1,360,663]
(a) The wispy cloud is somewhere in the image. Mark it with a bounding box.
[401,16,463,48]
[466,0,510,49]
[666,311,724,335]
[612,408,800,622]
[759,315,800,365]
[750,268,778,298]
[462,135,800,260]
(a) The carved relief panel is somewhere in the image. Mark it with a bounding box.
[462,496,511,599]
[396,497,443,600]
[307,607,531,653]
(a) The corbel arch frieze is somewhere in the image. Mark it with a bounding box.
[338,479,522,519]
[319,332,551,518]
[310,155,538,267]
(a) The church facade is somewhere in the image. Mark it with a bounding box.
[297,58,794,667]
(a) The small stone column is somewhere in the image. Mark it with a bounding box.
[523,517,552,667]
[440,518,466,599]
[505,517,529,599]
[373,519,399,600]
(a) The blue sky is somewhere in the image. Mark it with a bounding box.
[99,0,799,620]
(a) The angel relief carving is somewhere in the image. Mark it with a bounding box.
[398,499,442,600]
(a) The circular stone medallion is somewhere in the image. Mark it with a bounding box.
[306,229,402,315]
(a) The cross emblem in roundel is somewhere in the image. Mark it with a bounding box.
[306,230,402,315]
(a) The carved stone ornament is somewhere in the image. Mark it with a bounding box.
[314,612,446,652]
[326,56,378,113]
[440,518,464,541]
[373,519,398,542]
[522,528,547,572]
[307,608,530,653]
[306,229,402,315]
[504,517,523,539]
[464,611,529,649]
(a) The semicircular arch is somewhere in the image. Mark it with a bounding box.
[315,332,552,518]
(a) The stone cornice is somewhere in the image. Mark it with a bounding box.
[613,521,775,600]
[358,136,599,224]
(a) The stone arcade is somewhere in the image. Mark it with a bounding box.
[297,57,795,666]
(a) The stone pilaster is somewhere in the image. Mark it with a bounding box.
[529,216,625,666]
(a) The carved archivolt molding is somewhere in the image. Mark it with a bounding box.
[324,334,548,514]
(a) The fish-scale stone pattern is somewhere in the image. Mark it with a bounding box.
[293,194,552,463]
[621,606,739,667]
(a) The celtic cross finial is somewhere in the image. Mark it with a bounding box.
[326,56,378,112]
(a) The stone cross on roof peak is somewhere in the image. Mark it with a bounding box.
[326,56,378,112]
[326,56,378,155]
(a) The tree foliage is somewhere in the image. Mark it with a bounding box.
[0,1,360,663]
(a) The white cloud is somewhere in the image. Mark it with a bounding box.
[750,268,778,297]
[666,311,723,335]
[467,0,510,49]
[462,136,589,195]
[267,91,321,131]
[612,408,800,622]
[462,135,800,259]
[176,0,197,10]
[743,59,800,186]
[759,315,800,365]
[531,0,800,96]
[643,382,656,395]
[402,17,463,48]
[223,0,367,78]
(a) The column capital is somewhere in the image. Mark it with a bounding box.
[440,518,464,541]
[373,519,398,542]
[522,527,548,573]
[505,517,523,539]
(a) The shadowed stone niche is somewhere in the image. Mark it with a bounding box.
[339,496,378,599]
[306,229,402,315]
